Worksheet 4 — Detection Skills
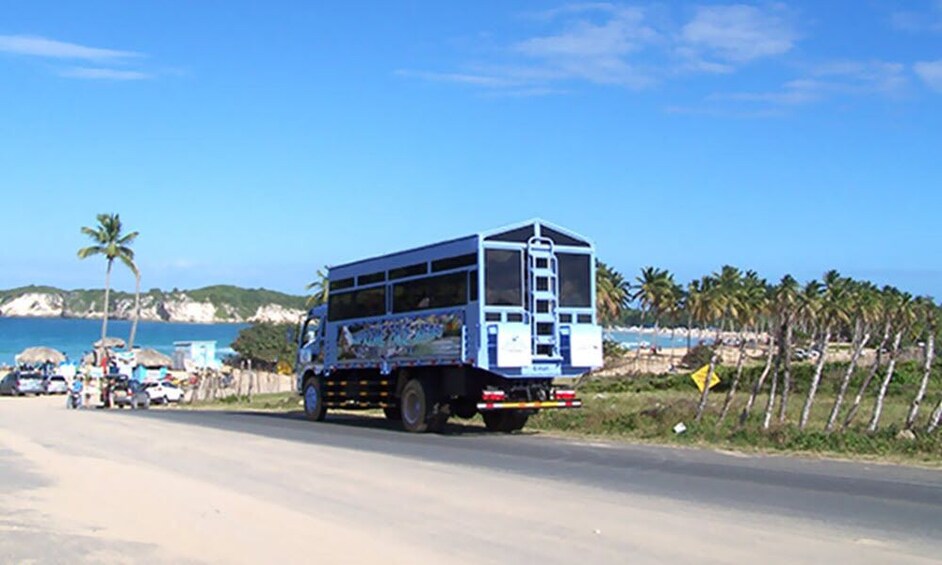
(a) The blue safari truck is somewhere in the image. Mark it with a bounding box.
[295,219,603,433]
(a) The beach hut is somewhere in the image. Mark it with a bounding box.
[134,348,173,382]
[173,341,218,371]
[136,348,173,368]
[94,337,127,350]
[16,346,66,366]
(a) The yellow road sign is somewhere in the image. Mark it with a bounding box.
[691,364,720,393]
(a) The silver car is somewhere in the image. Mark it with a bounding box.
[44,375,69,395]
[0,371,46,395]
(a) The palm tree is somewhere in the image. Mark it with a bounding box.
[127,258,142,349]
[868,291,916,432]
[719,271,766,424]
[905,297,937,430]
[77,213,139,347]
[762,275,799,429]
[842,286,898,431]
[305,266,330,307]
[632,267,673,358]
[664,281,684,366]
[799,271,849,430]
[694,275,725,423]
[684,280,706,352]
[596,261,630,325]
[740,282,776,426]
[825,281,878,432]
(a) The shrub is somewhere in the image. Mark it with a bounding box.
[680,344,715,369]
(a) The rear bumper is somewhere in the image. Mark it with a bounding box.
[476,399,582,411]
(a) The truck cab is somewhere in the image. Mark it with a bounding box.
[296,305,327,391]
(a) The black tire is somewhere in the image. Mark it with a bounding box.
[483,411,529,433]
[383,406,401,421]
[400,378,447,433]
[302,376,326,422]
[453,399,477,419]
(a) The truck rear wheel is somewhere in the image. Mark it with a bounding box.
[303,376,326,422]
[483,411,529,433]
[400,378,446,433]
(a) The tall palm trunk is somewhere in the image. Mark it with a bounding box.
[635,309,646,361]
[669,325,676,366]
[762,359,781,430]
[843,320,891,431]
[799,327,831,430]
[867,330,904,432]
[905,333,935,430]
[718,330,747,424]
[694,349,721,423]
[928,397,942,433]
[128,270,141,349]
[101,259,113,344]
[825,323,870,432]
[777,321,793,423]
[692,321,725,423]
[740,338,775,425]
[686,312,693,352]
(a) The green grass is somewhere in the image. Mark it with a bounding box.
[186,391,301,411]
[183,362,942,466]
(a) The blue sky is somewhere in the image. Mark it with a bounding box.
[1,1,940,297]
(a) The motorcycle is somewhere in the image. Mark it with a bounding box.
[67,390,83,409]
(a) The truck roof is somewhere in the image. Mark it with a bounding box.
[328,218,593,278]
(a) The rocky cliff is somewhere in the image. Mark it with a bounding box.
[0,286,307,324]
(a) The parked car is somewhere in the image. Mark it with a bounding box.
[0,371,46,396]
[142,380,184,404]
[43,375,69,395]
[107,377,150,409]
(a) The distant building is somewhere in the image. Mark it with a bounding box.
[173,341,219,371]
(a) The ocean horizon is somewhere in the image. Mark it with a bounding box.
[0,317,699,367]
[0,317,248,366]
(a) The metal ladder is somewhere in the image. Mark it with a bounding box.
[527,237,560,359]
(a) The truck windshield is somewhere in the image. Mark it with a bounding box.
[302,318,321,344]
[485,249,522,306]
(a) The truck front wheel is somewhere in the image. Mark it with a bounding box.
[303,376,326,422]
[400,378,446,433]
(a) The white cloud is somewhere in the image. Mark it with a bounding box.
[810,60,908,95]
[58,67,152,80]
[681,4,795,65]
[0,34,139,60]
[890,1,942,33]
[511,5,659,88]
[710,60,909,109]
[915,60,942,91]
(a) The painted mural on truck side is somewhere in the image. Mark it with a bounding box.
[337,311,463,361]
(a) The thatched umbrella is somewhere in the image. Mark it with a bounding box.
[16,346,66,365]
[135,348,173,368]
[94,337,126,349]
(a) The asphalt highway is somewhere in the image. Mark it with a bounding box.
[2,396,940,563]
[126,407,942,543]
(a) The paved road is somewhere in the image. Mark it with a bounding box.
[133,407,942,540]
[1,396,940,563]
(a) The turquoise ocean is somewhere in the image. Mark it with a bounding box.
[0,317,695,366]
[0,317,247,366]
